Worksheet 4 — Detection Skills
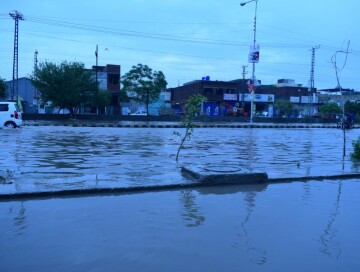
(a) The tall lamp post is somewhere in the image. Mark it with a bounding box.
[240,0,258,124]
[94,45,99,115]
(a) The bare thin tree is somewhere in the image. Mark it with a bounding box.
[331,40,351,159]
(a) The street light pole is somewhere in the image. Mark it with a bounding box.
[240,0,258,124]
[95,45,99,115]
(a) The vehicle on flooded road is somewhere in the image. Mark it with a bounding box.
[0,101,22,128]
[130,110,147,116]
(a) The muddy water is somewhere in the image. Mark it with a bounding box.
[1,179,359,271]
[1,126,360,193]
[1,126,360,271]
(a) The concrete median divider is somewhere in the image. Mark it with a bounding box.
[181,164,268,184]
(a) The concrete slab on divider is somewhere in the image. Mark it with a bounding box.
[181,164,268,184]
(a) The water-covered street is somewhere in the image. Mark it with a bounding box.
[1,125,360,194]
[1,125,360,271]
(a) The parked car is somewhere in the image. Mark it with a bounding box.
[0,102,22,128]
[130,110,148,116]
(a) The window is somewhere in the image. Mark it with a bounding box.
[204,88,213,95]
[0,104,9,111]
[216,88,223,95]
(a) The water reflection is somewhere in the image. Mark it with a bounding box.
[1,179,359,272]
[318,181,343,259]
[7,202,27,236]
[196,184,268,265]
[180,190,205,227]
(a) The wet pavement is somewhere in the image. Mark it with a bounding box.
[1,124,360,271]
[1,125,360,195]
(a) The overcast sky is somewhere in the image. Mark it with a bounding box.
[1,0,359,90]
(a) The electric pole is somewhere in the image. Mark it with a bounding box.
[95,45,99,115]
[34,49,38,70]
[34,50,39,111]
[242,65,248,80]
[308,45,320,116]
[9,10,24,101]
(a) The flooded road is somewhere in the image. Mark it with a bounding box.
[1,126,360,271]
[1,125,360,193]
[1,179,359,271]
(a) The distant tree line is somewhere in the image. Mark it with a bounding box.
[0,78,7,99]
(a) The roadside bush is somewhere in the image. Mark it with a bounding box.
[351,136,360,160]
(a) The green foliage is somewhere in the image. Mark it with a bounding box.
[158,104,176,116]
[0,78,7,100]
[31,61,97,116]
[274,99,293,117]
[119,90,130,103]
[175,94,207,162]
[319,102,342,114]
[345,101,360,115]
[351,136,360,160]
[91,88,112,113]
[122,63,167,115]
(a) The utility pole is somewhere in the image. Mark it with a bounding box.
[308,45,320,116]
[95,45,99,115]
[9,10,24,101]
[34,49,38,70]
[34,50,39,112]
[240,0,259,124]
[241,65,248,80]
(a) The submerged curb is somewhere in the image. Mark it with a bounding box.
[1,170,360,201]
[21,122,351,129]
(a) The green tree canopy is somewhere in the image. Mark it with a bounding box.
[91,88,112,114]
[345,101,360,114]
[274,99,293,117]
[319,102,342,114]
[0,78,7,100]
[175,94,207,162]
[122,63,167,115]
[31,61,97,116]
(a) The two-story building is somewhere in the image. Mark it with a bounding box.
[169,78,318,117]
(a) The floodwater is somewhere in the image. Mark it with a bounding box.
[1,126,360,271]
[1,180,359,271]
[1,125,360,193]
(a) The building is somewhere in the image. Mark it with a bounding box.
[5,77,37,113]
[169,78,246,116]
[92,64,121,114]
[4,64,122,114]
[169,78,318,117]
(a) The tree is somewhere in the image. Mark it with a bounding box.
[0,78,7,100]
[319,102,341,115]
[345,101,360,115]
[174,94,207,162]
[274,99,293,117]
[31,61,97,116]
[122,64,167,116]
[90,88,112,114]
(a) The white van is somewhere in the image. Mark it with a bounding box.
[0,102,22,128]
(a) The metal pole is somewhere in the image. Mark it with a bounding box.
[95,45,99,115]
[241,0,258,124]
[9,11,24,101]
[250,0,258,124]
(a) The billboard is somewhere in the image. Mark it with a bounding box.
[223,93,237,101]
[242,94,274,102]
[248,44,260,63]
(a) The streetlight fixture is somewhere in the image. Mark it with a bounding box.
[240,0,258,124]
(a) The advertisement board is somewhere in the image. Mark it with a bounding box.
[242,94,274,102]
[223,93,237,101]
